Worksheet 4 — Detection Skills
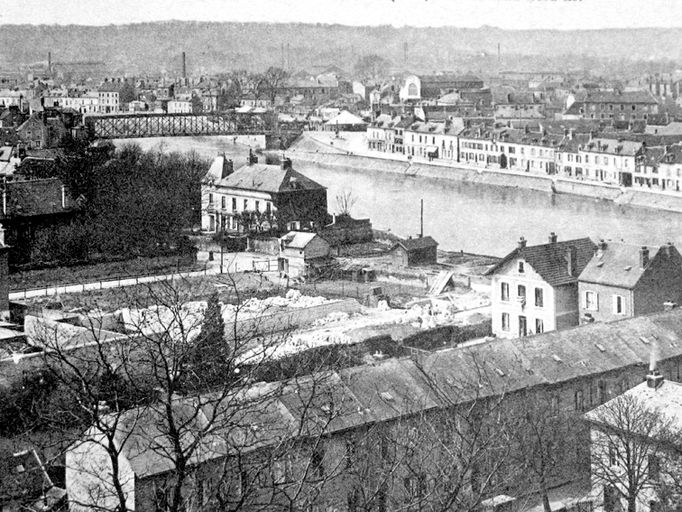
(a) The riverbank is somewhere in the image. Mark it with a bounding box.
[287,132,682,214]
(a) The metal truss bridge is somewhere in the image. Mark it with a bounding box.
[84,112,273,139]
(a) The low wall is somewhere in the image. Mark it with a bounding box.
[320,218,374,246]
[247,236,280,255]
[227,298,363,341]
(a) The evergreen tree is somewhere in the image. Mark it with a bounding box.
[190,292,229,387]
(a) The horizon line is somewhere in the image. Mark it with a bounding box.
[0,20,681,32]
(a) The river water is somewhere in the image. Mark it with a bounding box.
[118,136,682,258]
[295,161,682,257]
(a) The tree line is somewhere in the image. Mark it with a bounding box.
[13,138,209,267]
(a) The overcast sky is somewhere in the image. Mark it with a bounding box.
[4,0,682,30]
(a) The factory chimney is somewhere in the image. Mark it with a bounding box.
[182,52,187,79]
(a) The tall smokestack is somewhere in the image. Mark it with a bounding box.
[48,51,52,74]
[182,52,186,79]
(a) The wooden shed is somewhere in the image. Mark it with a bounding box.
[389,236,438,267]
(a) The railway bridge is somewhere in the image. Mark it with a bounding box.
[83,112,274,140]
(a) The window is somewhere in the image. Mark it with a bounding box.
[501,282,510,301]
[243,199,248,210]
[534,288,544,308]
[574,390,584,411]
[501,312,510,331]
[208,193,214,204]
[584,291,598,311]
[518,261,525,273]
[232,197,237,211]
[535,318,544,334]
[255,200,260,212]
[598,380,607,404]
[517,285,526,299]
[608,442,617,466]
[221,196,226,209]
[613,295,624,315]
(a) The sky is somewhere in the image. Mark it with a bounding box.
[3,0,682,30]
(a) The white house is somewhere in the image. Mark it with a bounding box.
[486,235,597,339]
[278,231,331,279]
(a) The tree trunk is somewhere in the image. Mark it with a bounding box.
[627,494,637,512]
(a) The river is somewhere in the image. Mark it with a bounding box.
[116,135,682,258]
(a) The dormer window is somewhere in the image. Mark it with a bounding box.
[518,261,525,273]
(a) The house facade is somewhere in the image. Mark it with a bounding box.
[578,242,682,324]
[585,373,682,512]
[488,235,596,339]
[278,231,331,278]
[201,155,328,235]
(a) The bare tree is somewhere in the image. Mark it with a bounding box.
[587,391,677,512]
[335,190,357,217]
[261,66,289,105]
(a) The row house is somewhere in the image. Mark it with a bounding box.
[636,144,682,192]
[458,125,559,175]
[97,83,120,113]
[403,120,459,161]
[577,137,641,186]
[490,234,682,339]
[488,234,596,339]
[563,90,659,122]
[167,99,192,114]
[578,241,682,324]
[66,307,682,512]
[366,113,394,152]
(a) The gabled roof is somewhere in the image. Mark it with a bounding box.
[216,163,325,194]
[579,243,681,289]
[392,236,438,252]
[487,238,597,287]
[280,231,321,250]
[324,110,366,126]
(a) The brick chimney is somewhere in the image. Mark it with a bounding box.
[221,156,233,179]
[566,246,577,277]
[517,236,527,249]
[639,246,650,269]
[646,368,664,389]
[548,232,558,244]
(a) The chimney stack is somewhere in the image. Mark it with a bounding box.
[646,368,664,389]
[182,52,187,79]
[517,236,527,249]
[548,232,558,244]
[221,157,233,179]
[640,246,650,269]
[567,246,577,277]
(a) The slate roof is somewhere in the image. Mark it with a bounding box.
[584,90,658,105]
[72,307,682,479]
[216,163,326,194]
[393,236,438,252]
[324,110,366,126]
[487,238,597,287]
[585,379,682,433]
[280,231,320,250]
[579,243,681,289]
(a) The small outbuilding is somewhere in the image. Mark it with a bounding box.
[278,231,332,279]
[389,236,438,267]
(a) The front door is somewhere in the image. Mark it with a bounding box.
[518,316,527,337]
